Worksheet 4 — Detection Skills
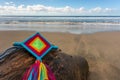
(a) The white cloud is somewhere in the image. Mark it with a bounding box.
[89,7,102,13]
[0,2,115,15]
[4,2,15,6]
[5,2,14,5]
[89,7,113,13]
[104,8,112,12]
[78,7,86,13]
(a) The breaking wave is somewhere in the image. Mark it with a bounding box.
[0,16,120,34]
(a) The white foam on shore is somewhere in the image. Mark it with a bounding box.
[0,22,120,34]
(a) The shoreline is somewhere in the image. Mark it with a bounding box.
[0,30,120,51]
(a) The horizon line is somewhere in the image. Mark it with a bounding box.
[0,15,120,17]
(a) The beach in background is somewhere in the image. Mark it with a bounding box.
[0,16,120,34]
[0,16,120,80]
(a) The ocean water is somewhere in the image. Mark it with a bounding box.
[0,16,120,34]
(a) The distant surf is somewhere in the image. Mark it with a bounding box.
[0,16,120,34]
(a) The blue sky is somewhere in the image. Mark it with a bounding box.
[0,0,120,15]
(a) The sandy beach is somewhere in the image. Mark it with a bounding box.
[0,31,120,80]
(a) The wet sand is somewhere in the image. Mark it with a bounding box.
[0,31,120,80]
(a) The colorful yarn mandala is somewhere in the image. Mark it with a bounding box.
[13,32,58,80]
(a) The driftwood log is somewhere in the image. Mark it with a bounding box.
[0,47,89,80]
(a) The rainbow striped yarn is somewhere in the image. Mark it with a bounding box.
[13,32,58,80]
[22,60,56,80]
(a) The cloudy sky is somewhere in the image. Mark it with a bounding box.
[0,0,120,16]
